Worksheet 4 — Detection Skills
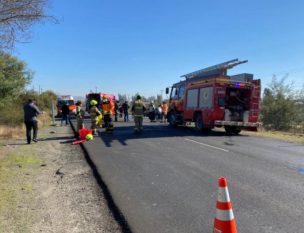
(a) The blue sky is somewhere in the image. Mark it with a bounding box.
[15,0,304,99]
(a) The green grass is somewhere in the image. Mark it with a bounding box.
[0,145,42,233]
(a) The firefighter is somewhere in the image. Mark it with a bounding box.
[76,100,85,133]
[89,99,101,135]
[101,95,114,132]
[131,95,146,132]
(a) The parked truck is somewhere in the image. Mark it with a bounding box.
[56,95,77,116]
[166,59,261,134]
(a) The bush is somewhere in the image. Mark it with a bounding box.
[0,90,57,126]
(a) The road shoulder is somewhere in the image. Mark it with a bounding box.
[0,122,121,233]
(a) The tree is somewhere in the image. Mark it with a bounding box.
[0,0,56,50]
[38,90,57,110]
[0,52,32,107]
[261,75,297,130]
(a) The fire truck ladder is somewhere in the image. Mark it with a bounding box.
[181,59,248,80]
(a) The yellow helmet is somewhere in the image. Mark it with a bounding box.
[90,99,98,106]
[85,133,94,141]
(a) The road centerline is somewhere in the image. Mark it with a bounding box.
[185,138,229,152]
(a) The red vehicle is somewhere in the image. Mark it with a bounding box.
[166,59,261,134]
[56,95,76,116]
[85,92,116,114]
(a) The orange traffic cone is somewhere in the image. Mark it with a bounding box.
[213,177,237,233]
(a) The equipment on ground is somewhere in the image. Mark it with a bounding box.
[166,59,261,134]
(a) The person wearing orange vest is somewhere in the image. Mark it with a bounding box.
[161,101,168,123]
[101,95,114,132]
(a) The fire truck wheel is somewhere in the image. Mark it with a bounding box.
[168,110,177,127]
[195,113,203,131]
[224,126,241,135]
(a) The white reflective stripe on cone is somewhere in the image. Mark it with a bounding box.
[217,187,231,202]
[216,209,235,221]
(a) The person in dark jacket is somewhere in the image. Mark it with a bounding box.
[114,100,119,122]
[122,101,130,122]
[61,103,70,126]
[23,99,41,144]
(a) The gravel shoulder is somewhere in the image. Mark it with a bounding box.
[0,121,122,233]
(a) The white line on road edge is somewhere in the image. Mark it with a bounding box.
[185,138,229,152]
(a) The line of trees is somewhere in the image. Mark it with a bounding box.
[0,52,57,126]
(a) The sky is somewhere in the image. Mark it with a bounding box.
[14,0,304,99]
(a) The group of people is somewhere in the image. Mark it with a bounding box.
[23,95,169,144]
[84,95,168,134]
[85,95,147,134]
[147,101,168,123]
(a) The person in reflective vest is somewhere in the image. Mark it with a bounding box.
[89,99,101,135]
[161,101,168,123]
[131,95,146,132]
[76,100,85,132]
[101,95,114,132]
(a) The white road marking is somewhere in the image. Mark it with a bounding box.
[185,138,229,152]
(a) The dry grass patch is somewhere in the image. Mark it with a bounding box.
[0,113,52,139]
[243,128,304,144]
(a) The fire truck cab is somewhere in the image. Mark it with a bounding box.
[166,59,261,134]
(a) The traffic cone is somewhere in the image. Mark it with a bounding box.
[213,177,237,233]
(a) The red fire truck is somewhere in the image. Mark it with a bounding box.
[166,59,261,134]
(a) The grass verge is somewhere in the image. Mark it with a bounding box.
[0,144,42,233]
[244,129,304,144]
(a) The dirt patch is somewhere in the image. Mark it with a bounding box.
[0,122,122,233]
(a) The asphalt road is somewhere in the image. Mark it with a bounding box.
[72,117,304,233]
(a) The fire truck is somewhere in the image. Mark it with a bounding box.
[56,95,76,116]
[166,59,261,134]
[85,92,116,114]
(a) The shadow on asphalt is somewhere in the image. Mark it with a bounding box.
[96,124,249,147]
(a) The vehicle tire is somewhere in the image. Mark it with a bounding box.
[195,113,203,131]
[168,110,177,127]
[224,126,241,135]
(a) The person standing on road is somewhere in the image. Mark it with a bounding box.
[161,101,168,123]
[23,99,41,144]
[61,103,70,126]
[122,101,130,122]
[114,100,119,122]
[131,95,146,133]
[89,99,101,135]
[148,101,156,122]
[101,96,114,133]
[76,100,85,132]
